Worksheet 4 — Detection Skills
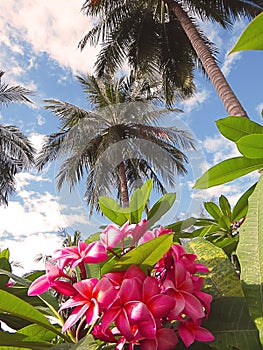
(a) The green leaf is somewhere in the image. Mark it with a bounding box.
[0,248,10,260]
[216,116,263,142]
[204,202,222,221]
[219,195,231,218]
[98,197,129,225]
[194,157,263,189]
[0,269,31,287]
[205,297,261,350]
[229,12,263,53]
[232,182,257,222]
[147,193,176,228]
[129,179,152,223]
[17,324,56,342]
[166,217,197,232]
[237,134,263,159]
[111,234,173,273]
[0,330,53,349]
[0,258,11,288]
[50,335,97,350]
[0,290,65,340]
[237,175,263,344]
[185,238,244,298]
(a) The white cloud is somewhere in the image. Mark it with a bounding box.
[180,89,210,114]
[0,233,64,275]
[37,114,45,126]
[29,133,46,152]
[0,0,98,76]
[203,134,240,163]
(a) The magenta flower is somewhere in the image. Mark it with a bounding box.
[100,222,132,251]
[163,262,206,321]
[28,263,76,296]
[138,226,172,246]
[178,319,214,347]
[102,267,175,342]
[129,219,149,245]
[140,328,178,350]
[54,241,108,269]
[60,276,117,332]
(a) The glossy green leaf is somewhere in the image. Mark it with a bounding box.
[205,297,261,350]
[229,12,263,53]
[219,195,231,217]
[17,324,56,342]
[0,258,11,288]
[194,157,263,189]
[166,217,197,232]
[0,269,31,287]
[204,202,222,221]
[0,248,10,260]
[237,134,263,159]
[147,193,176,228]
[237,175,263,344]
[0,290,65,340]
[98,197,128,225]
[185,238,243,298]
[111,234,173,273]
[0,330,52,349]
[50,335,97,349]
[216,116,263,142]
[232,182,257,221]
[129,179,152,223]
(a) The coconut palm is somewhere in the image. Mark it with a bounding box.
[36,74,195,214]
[0,71,35,205]
[79,0,263,117]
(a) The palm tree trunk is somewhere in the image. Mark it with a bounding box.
[169,2,248,118]
[118,161,129,207]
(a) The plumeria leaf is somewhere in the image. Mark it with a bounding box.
[185,238,243,298]
[0,268,31,287]
[166,217,197,232]
[17,324,57,342]
[237,134,263,159]
[204,202,222,221]
[229,12,263,53]
[232,182,257,222]
[129,179,153,223]
[204,297,262,350]
[147,193,176,228]
[50,335,97,349]
[194,157,263,189]
[216,116,263,142]
[219,195,231,218]
[0,290,66,340]
[237,175,263,344]
[98,197,129,225]
[0,248,10,259]
[0,330,53,349]
[111,234,173,273]
[0,258,11,288]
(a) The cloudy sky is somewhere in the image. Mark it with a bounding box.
[0,0,262,275]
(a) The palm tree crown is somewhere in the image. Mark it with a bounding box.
[0,71,35,205]
[36,74,195,214]
[79,0,263,116]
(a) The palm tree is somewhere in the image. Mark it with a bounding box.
[0,71,35,205]
[79,0,263,117]
[36,74,195,214]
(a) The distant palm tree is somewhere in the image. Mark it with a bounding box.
[0,71,35,205]
[79,0,263,116]
[36,74,195,214]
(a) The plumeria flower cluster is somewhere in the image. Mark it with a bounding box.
[28,219,214,349]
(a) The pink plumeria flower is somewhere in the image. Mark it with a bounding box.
[138,226,172,246]
[60,276,117,332]
[28,262,76,296]
[178,319,215,347]
[163,262,206,321]
[140,327,178,350]
[54,241,108,269]
[129,219,149,245]
[100,222,133,251]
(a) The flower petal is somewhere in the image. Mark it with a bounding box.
[194,326,215,342]
[147,295,175,318]
[28,275,49,296]
[156,328,178,350]
[62,304,89,332]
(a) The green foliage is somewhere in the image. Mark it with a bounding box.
[237,175,263,344]
[195,117,263,189]
[110,234,173,274]
[229,12,263,53]
[232,183,257,221]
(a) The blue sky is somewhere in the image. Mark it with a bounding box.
[0,0,262,274]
